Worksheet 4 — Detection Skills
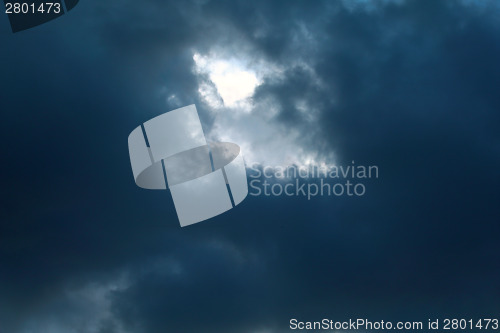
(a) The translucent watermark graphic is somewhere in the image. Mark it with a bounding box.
[248,162,379,199]
[128,105,248,227]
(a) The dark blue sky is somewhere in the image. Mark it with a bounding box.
[1,1,499,332]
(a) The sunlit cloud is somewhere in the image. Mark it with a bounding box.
[193,53,260,109]
[191,49,334,168]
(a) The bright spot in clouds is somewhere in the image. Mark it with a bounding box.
[193,53,260,108]
[191,50,334,168]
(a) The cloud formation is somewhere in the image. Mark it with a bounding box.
[1,0,499,332]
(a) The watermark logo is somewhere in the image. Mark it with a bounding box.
[128,105,248,227]
[248,162,379,199]
[128,105,379,226]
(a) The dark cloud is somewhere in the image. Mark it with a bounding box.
[1,0,499,332]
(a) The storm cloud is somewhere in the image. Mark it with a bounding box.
[1,0,499,332]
